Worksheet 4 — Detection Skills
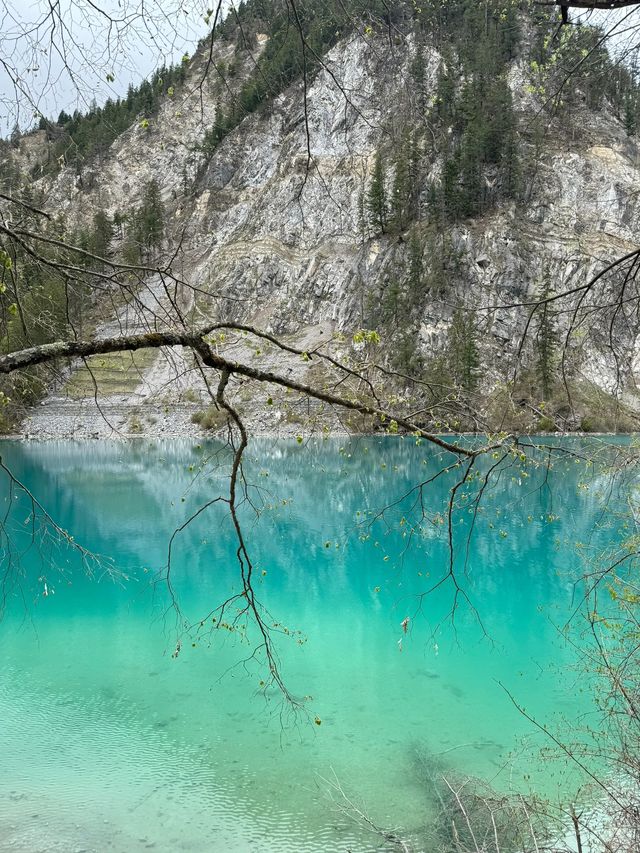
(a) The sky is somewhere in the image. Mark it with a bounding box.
[0,0,232,134]
[1,1,640,137]
[584,4,640,63]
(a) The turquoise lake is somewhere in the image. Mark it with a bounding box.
[0,437,625,851]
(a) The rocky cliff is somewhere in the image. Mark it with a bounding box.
[5,10,640,438]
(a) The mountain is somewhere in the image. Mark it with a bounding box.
[2,0,640,437]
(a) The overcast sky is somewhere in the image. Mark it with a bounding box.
[1,1,639,137]
[0,0,232,134]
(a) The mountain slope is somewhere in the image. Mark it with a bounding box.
[4,3,640,436]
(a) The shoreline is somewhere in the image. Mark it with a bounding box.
[0,430,632,441]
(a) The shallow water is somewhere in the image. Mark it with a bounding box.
[0,437,622,851]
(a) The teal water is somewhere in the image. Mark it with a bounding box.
[0,438,622,852]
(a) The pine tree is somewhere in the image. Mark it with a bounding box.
[435,59,456,126]
[203,106,229,154]
[410,46,426,100]
[366,151,387,234]
[535,276,558,401]
[625,95,637,136]
[406,228,424,298]
[135,179,164,253]
[390,146,410,233]
[389,131,420,232]
[440,155,461,222]
[448,308,480,392]
[382,278,403,324]
[392,330,423,375]
[407,132,421,222]
[181,165,191,195]
[73,225,92,259]
[501,127,521,200]
[458,122,484,218]
[90,211,113,261]
[112,211,125,240]
[357,183,369,244]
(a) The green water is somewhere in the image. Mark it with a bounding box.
[0,438,621,851]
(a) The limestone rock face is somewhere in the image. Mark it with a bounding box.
[12,28,640,436]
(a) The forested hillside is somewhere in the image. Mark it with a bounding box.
[2,0,640,437]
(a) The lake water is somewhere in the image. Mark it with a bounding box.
[0,437,624,851]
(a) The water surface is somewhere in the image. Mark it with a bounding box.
[0,437,621,851]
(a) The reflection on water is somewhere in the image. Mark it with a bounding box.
[0,437,622,851]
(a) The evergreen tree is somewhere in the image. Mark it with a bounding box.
[501,127,521,200]
[426,7,522,225]
[447,308,480,392]
[367,151,387,235]
[534,276,558,400]
[458,122,484,218]
[382,278,403,324]
[135,179,164,253]
[410,46,426,104]
[390,146,411,233]
[441,159,457,221]
[73,225,92,260]
[121,235,141,266]
[390,132,420,232]
[407,133,421,222]
[181,164,191,195]
[392,329,424,374]
[435,58,456,126]
[424,231,448,298]
[203,106,229,154]
[112,211,125,240]
[357,183,369,244]
[625,95,637,136]
[90,211,113,261]
[406,228,424,298]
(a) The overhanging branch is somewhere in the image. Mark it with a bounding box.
[537,1,640,9]
[0,326,483,458]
